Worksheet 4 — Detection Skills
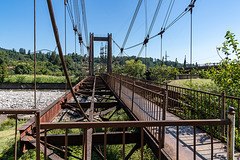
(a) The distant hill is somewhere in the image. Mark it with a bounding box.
[0,46,187,69]
[0,47,7,52]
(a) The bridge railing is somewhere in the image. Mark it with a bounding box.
[102,73,240,141]
[0,109,40,160]
[167,84,240,140]
[40,119,232,160]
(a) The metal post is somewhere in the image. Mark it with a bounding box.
[131,81,135,111]
[114,75,116,92]
[161,89,168,148]
[35,111,40,160]
[107,33,112,73]
[119,77,122,98]
[34,0,37,109]
[89,33,94,76]
[46,0,90,121]
[15,114,18,160]
[227,107,235,160]
[222,90,226,138]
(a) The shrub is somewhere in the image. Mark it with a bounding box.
[0,62,8,82]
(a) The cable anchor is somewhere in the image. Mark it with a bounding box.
[78,34,83,44]
[120,48,124,54]
[73,25,77,33]
[143,35,149,45]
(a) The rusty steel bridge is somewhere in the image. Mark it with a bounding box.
[0,0,239,159]
[0,73,239,160]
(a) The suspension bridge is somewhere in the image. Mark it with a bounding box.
[0,0,240,160]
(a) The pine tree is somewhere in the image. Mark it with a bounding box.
[183,55,186,68]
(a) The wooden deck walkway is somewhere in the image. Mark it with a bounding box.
[119,84,240,160]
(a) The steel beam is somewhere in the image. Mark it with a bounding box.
[94,37,108,41]
[107,33,112,73]
[86,76,96,160]
[39,132,140,146]
[76,91,113,96]
[89,33,94,76]
[62,102,119,109]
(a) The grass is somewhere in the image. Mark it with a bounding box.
[0,118,28,159]
[169,78,213,88]
[0,107,156,159]
[169,78,222,94]
[4,74,77,83]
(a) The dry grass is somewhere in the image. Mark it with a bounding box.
[169,78,213,88]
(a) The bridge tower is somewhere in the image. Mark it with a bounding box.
[89,33,112,75]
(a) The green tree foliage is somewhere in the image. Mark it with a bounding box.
[183,55,186,68]
[123,59,146,79]
[148,65,179,82]
[112,62,123,74]
[19,48,26,54]
[65,56,73,69]
[0,61,8,82]
[174,58,179,68]
[0,51,9,65]
[15,63,33,74]
[210,31,240,96]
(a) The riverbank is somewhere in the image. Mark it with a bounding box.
[0,90,65,110]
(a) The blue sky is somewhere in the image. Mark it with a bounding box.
[0,0,240,64]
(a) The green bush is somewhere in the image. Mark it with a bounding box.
[0,62,8,83]
[148,65,179,82]
[15,63,33,74]
[15,75,26,83]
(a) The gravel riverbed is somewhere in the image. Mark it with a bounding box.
[0,90,65,110]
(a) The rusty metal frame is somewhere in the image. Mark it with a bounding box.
[0,73,237,160]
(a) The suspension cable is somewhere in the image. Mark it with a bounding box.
[160,34,163,65]
[66,0,75,28]
[34,0,37,109]
[190,1,195,83]
[162,0,175,29]
[65,0,67,92]
[144,0,148,69]
[125,1,194,52]
[47,0,90,121]
[121,0,143,51]
[80,0,89,45]
[136,0,163,58]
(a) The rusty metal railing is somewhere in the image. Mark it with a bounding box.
[39,119,232,160]
[101,73,237,159]
[0,109,40,160]
[105,73,240,140]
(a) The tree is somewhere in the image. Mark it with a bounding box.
[0,51,9,64]
[148,65,179,83]
[112,62,123,74]
[19,48,26,54]
[174,58,178,68]
[183,55,186,68]
[15,63,33,74]
[210,31,240,96]
[0,59,8,82]
[123,59,146,79]
[65,56,73,69]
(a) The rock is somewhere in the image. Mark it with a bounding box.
[0,90,65,110]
